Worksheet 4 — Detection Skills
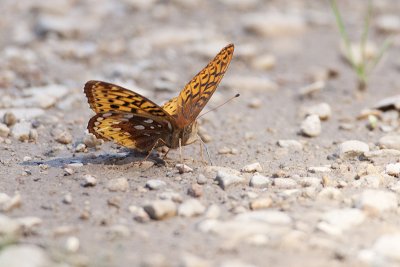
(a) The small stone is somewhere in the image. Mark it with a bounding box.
[273,178,297,189]
[339,140,369,157]
[107,224,130,238]
[143,200,177,220]
[63,168,74,176]
[241,162,262,173]
[247,98,262,109]
[364,149,400,159]
[218,147,239,155]
[249,174,271,188]
[83,133,103,148]
[301,103,331,120]
[356,190,398,213]
[374,95,400,111]
[376,15,400,33]
[3,112,17,126]
[12,121,31,141]
[299,177,321,187]
[224,76,278,91]
[63,193,72,204]
[176,164,193,174]
[65,236,80,253]
[379,135,400,150]
[0,245,52,267]
[250,197,272,210]
[107,196,122,208]
[358,174,382,188]
[277,140,303,151]
[15,217,42,234]
[196,174,208,185]
[307,166,331,173]
[187,184,203,198]
[179,253,211,267]
[235,210,292,225]
[298,81,325,96]
[218,260,258,267]
[129,206,150,223]
[52,128,72,144]
[243,12,306,37]
[74,143,86,153]
[300,115,321,137]
[178,199,206,217]
[205,205,220,219]
[215,170,245,190]
[158,191,183,203]
[386,163,400,177]
[0,123,10,138]
[251,54,276,70]
[2,193,22,212]
[372,233,400,261]
[107,178,129,192]
[82,174,97,187]
[320,208,365,234]
[145,179,166,190]
[66,162,83,168]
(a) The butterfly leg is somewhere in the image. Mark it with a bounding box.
[179,138,183,165]
[197,135,213,165]
[141,138,167,164]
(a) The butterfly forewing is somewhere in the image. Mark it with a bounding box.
[88,112,171,151]
[162,44,234,128]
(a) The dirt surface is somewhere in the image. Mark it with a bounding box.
[1,1,400,267]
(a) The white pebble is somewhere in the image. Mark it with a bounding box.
[273,178,297,189]
[65,236,80,253]
[11,122,31,141]
[107,178,129,192]
[356,190,398,213]
[241,162,262,173]
[0,244,52,267]
[215,170,245,190]
[145,179,166,190]
[82,174,97,187]
[300,115,321,137]
[302,103,331,120]
[0,123,10,138]
[339,140,369,157]
[321,208,365,233]
[249,174,271,188]
[176,164,193,173]
[235,210,292,225]
[143,200,177,220]
[178,199,206,217]
[277,140,303,151]
[379,135,400,150]
[372,233,400,261]
[386,163,400,177]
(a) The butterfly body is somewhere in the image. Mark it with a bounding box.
[84,44,234,156]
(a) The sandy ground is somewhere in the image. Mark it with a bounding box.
[1,0,400,266]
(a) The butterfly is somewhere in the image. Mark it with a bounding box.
[84,43,234,160]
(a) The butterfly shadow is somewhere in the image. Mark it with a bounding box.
[20,149,166,168]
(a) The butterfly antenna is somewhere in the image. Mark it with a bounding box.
[198,93,240,119]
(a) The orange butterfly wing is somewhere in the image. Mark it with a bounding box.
[162,44,234,128]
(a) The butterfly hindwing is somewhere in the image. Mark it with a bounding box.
[88,112,171,152]
[163,44,234,127]
[84,80,171,120]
